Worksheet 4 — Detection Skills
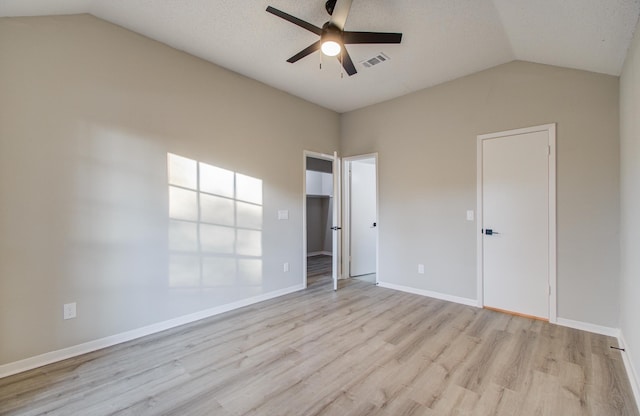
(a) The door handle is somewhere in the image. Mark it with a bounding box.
[484,229,500,235]
[331,226,342,231]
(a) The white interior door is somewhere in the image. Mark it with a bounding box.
[332,151,341,291]
[350,159,377,276]
[481,128,552,320]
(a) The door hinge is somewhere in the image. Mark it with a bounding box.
[547,145,551,156]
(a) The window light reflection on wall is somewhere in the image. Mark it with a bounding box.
[167,153,263,289]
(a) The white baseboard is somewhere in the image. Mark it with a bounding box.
[307,251,332,257]
[555,317,620,337]
[619,331,640,413]
[377,281,478,307]
[0,284,305,379]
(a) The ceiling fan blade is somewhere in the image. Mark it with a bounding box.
[266,6,323,36]
[343,31,403,44]
[329,0,353,30]
[340,47,357,76]
[287,41,322,63]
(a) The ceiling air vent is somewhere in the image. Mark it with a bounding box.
[360,53,390,69]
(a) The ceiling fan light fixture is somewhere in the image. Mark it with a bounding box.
[321,40,341,56]
[321,24,342,56]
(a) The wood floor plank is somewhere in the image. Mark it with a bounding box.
[1,276,638,416]
[557,360,591,415]
[515,370,561,415]
[472,382,521,416]
[493,328,538,392]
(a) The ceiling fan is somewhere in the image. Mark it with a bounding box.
[266,0,402,76]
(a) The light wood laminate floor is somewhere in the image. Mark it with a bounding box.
[306,254,332,286]
[1,278,638,416]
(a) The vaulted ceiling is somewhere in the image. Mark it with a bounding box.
[1,0,639,112]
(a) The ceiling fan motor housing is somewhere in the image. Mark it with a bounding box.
[322,22,342,42]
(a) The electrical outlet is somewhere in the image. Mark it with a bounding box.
[283,262,289,272]
[418,264,425,274]
[63,302,77,320]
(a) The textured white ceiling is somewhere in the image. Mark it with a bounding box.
[1,0,639,112]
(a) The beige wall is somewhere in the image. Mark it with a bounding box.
[620,18,640,397]
[341,61,620,326]
[0,14,340,365]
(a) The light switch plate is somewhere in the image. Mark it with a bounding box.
[278,210,289,220]
[466,210,474,221]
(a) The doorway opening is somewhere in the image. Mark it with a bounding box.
[304,153,336,289]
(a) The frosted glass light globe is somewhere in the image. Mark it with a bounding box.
[321,40,341,57]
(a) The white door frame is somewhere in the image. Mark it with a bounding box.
[476,124,557,323]
[303,150,339,288]
[342,153,379,283]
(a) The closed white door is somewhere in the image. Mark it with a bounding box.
[350,159,377,276]
[481,128,552,319]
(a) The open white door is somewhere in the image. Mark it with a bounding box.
[332,151,341,291]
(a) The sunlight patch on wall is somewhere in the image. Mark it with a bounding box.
[167,153,263,288]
